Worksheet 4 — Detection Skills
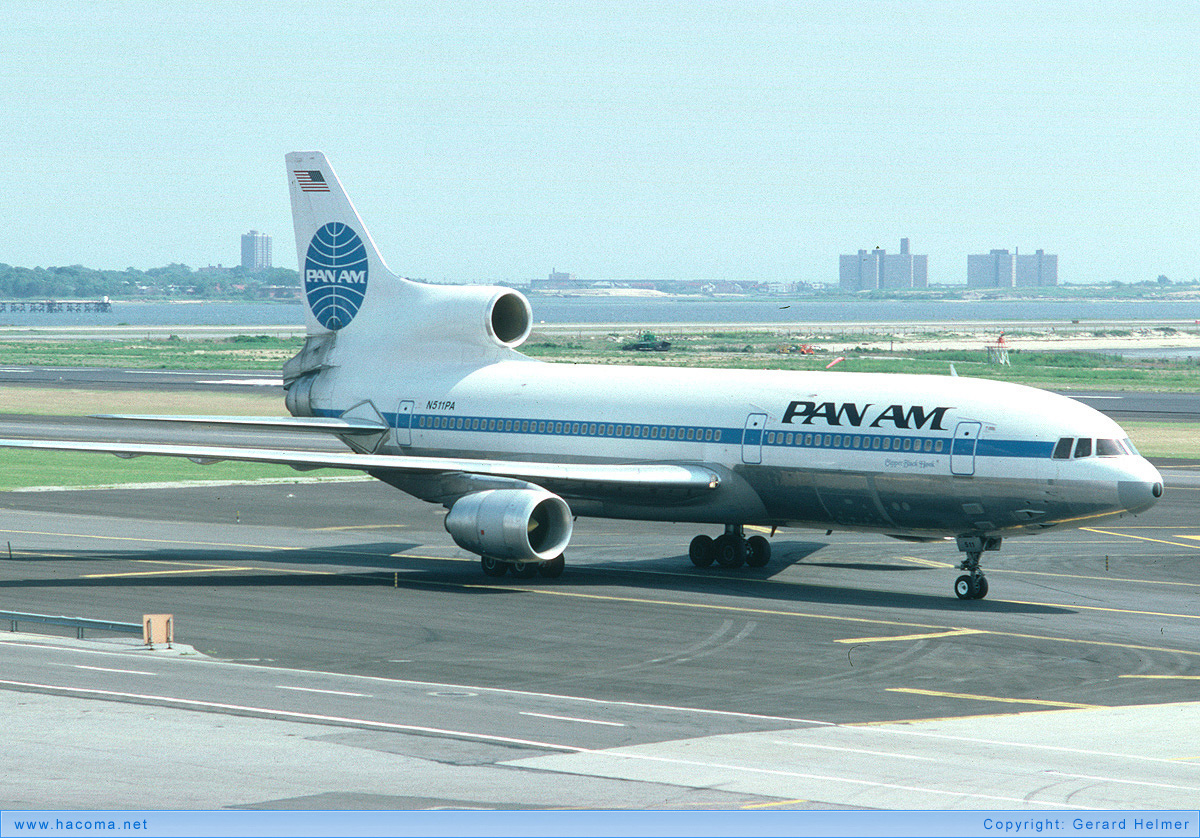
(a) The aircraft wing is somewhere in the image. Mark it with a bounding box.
[0,438,720,497]
[94,414,388,435]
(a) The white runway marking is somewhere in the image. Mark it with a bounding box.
[0,678,586,753]
[69,665,156,676]
[276,685,373,698]
[520,711,627,728]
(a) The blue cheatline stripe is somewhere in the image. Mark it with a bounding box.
[312,407,1055,460]
[977,438,1055,459]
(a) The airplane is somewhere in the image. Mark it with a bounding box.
[0,152,1164,599]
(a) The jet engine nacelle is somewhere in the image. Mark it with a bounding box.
[444,488,573,562]
[416,285,533,351]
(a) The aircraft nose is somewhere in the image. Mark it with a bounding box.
[1118,459,1164,515]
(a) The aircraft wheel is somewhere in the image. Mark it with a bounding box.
[975,575,989,599]
[510,560,540,579]
[745,535,771,568]
[689,535,715,567]
[538,555,565,578]
[954,574,974,600]
[481,556,508,577]
[714,534,746,569]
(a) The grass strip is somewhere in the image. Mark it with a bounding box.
[0,386,284,417]
[1120,421,1200,461]
[0,448,335,491]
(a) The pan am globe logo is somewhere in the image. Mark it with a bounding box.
[304,222,369,330]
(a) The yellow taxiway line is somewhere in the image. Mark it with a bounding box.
[1083,527,1200,550]
[836,629,985,644]
[887,688,1101,710]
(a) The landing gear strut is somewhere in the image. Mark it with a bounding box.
[954,535,1000,600]
[689,525,770,570]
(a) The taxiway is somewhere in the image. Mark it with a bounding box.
[2,466,1200,809]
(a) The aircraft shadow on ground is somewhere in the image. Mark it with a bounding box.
[0,539,1072,615]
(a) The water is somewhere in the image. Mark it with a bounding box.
[0,296,1198,328]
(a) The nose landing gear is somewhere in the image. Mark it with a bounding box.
[955,535,1000,599]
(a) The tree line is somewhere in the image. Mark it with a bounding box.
[0,263,301,300]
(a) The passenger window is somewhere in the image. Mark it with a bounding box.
[1074,438,1092,458]
[1053,438,1073,459]
[1096,439,1122,457]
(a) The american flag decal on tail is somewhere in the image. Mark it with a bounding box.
[295,170,330,192]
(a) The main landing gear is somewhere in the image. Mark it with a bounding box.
[480,554,565,579]
[954,535,1000,600]
[689,524,771,570]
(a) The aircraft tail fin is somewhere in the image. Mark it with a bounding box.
[281,152,534,418]
[286,151,412,336]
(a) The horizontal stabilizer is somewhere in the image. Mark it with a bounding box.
[94,414,388,435]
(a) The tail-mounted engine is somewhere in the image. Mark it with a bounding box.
[418,286,532,351]
[444,488,572,562]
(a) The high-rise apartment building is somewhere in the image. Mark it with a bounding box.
[839,238,927,291]
[967,249,1057,287]
[241,230,272,271]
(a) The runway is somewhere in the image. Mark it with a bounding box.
[2,467,1200,809]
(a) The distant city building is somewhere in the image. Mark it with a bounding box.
[967,248,1057,288]
[1017,249,1057,286]
[241,230,272,271]
[839,238,927,291]
[531,269,578,290]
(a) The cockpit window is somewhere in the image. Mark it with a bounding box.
[1074,438,1093,458]
[1052,438,1074,459]
[1123,438,1139,456]
[1096,439,1123,457]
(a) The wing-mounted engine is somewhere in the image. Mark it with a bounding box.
[444,488,572,562]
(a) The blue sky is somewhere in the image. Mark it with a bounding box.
[4,1,1197,285]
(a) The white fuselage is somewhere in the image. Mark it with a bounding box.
[309,357,1163,540]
